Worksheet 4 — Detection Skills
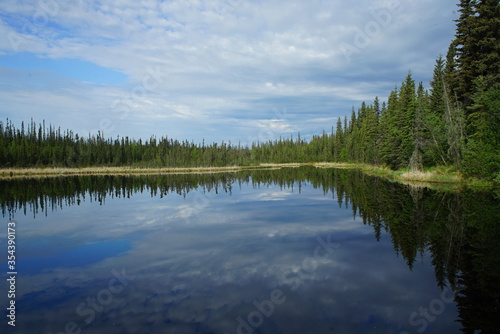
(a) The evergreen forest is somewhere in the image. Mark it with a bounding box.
[1,0,498,181]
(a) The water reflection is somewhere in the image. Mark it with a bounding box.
[0,167,498,333]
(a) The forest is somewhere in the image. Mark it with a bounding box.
[0,0,498,181]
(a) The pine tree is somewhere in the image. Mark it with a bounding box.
[430,55,447,115]
[425,56,449,165]
[472,0,500,91]
[398,72,417,168]
[448,0,500,107]
[409,83,427,171]
[334,117,344,162]
[463,79,500,178]
[380,88,400,169]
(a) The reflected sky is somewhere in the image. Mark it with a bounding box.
[0,177,460,334]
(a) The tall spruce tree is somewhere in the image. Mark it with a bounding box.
[334,117,344,162]
[398,73,417,168]
[471,0,500,91]
[447,0,478,106]
[446,0,499,176]
[448,0,499,108]
[426,56,449,165]
[380,88,401,169]
[463,79,500,178]
[409,83,427,171]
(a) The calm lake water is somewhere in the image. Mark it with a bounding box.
[0,167,498,334]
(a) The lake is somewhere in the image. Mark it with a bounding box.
[1,167,498,334]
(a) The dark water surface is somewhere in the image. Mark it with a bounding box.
[0,167,498,334]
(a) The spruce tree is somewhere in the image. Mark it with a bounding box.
[430,55,447,115]
[448,0,499,108]
[463,79,500,178]
[398,73,417,168]
[409,83,427,171]
[334,117,343,162]
[380,88,401,169]
[426,56,449,165]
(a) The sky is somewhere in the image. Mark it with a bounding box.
[0,0,458,145]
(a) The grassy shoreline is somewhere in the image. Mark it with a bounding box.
[0,165,273,178]
[314,162,494,188]
[0,163,495,188]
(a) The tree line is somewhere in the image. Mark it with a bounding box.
[0,119,254,168]
[0,0,498,180]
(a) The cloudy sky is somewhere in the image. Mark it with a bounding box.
[0,0,458,144]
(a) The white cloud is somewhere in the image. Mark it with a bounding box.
[0,0,458,142]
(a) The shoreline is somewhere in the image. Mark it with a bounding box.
[0,163,494,188]
[314,163,494,188]
[0,165,276,179]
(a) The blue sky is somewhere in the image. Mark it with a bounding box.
[0,0,458,144]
